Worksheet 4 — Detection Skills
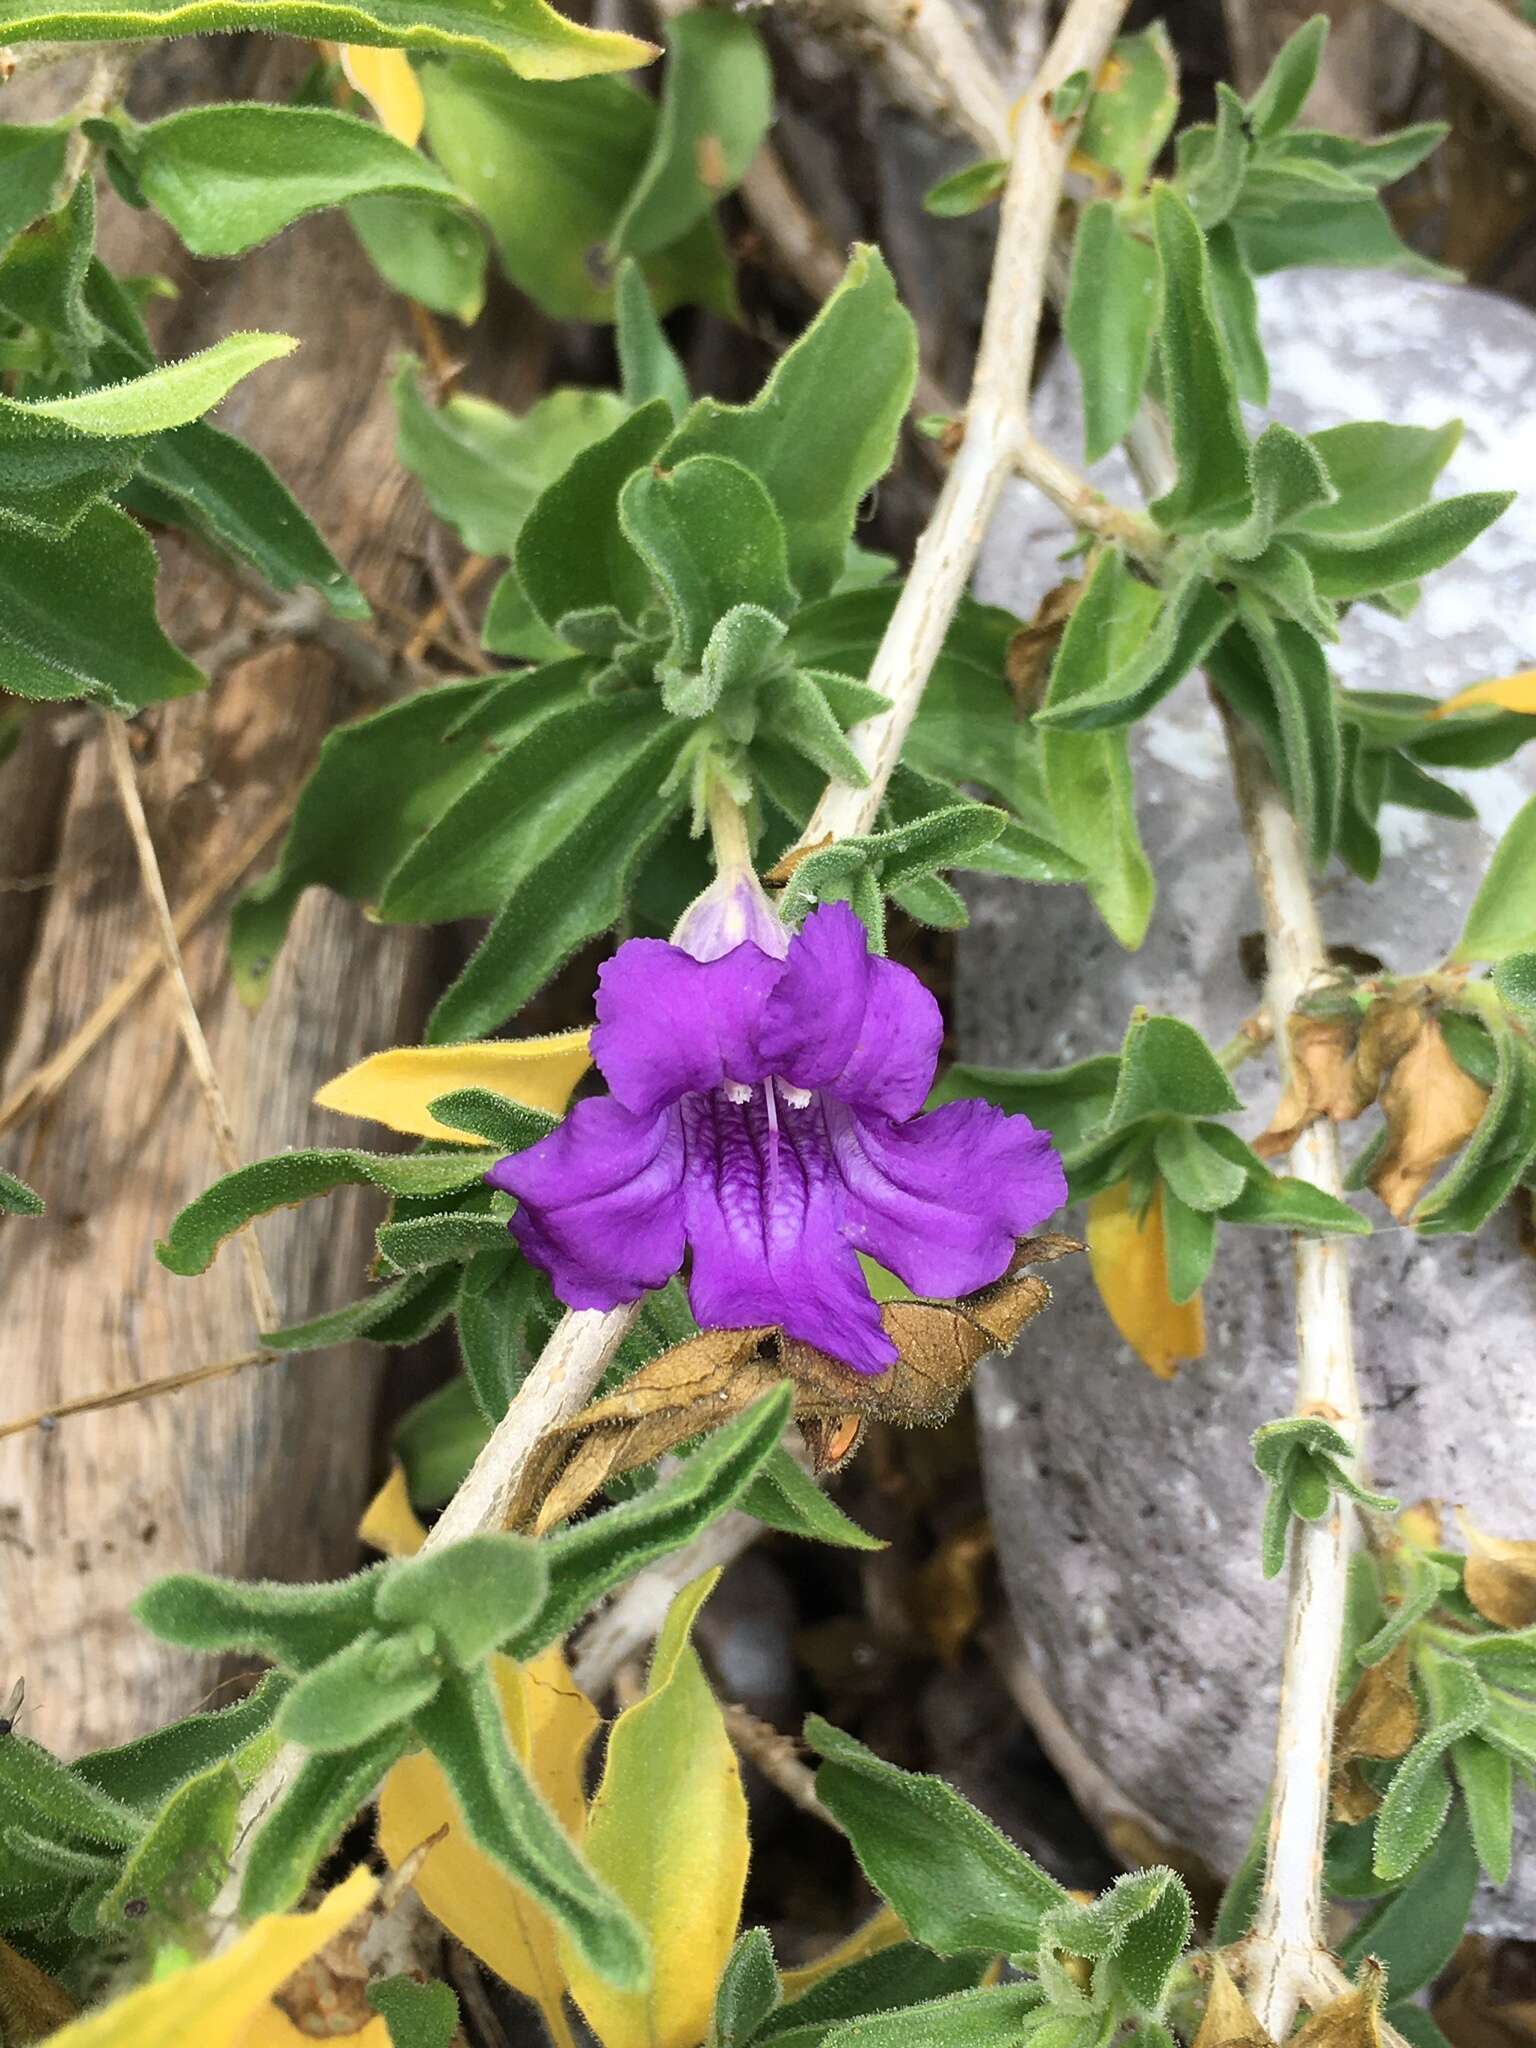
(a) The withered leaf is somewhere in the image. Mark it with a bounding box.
[1459,1510,1536,1630]
[910,1519,994,1665]
[0,1934,78,2043]
[764,834,833,886]
[1371,1018,1489,1220]
[1293,1963,1387,2048]
[509,1237,1077,1532]
[1007,578,1082,715]
[1256,1011,1382,1159]
[1330,1644,1419,1823]
[1193,1957,1272,2048]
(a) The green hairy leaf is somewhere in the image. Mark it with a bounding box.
[1065,201,1159,464]
[1245,15,1327,140]
[241,1730,410,1919]
[75,1672,289,1810]
[421,61,729,325]
[0,125,72,257]
[1076,25,1178,191]
[376,1209,513,1273]
[349,192,487,324]
[375,1533,548,1665]
[615,258,690,419]
[156,1146,496,1276]
[1104,1012,1243,1130]
[806,1717,1067,1958]
[367,1975,461,2048]
[0,503,201,709]
[715,1928,781,2047]
[762,1948,993,2048]
[0,0,654,79]
[1344,1803,1477,1995]
[819,1986,1043,2048]
[516,399,672,632]
[95,1762,244,1931]
[661,245,918,601]
[922,159,1007,217]
[416,1665,646,1987]
[1454,798,1536,964]
[740,1446,884,1552]
[0,1166,44,1216]
[1147,188,1250,533]
[611,9,772,259]
[279,1634,441,1751]
[121,104,461,257]
[135,1567,382,1671]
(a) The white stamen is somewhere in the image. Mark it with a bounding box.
[724,1079,753,1105]
[777,1081,812,1109]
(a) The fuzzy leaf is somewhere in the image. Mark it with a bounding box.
[315,1038,584,1146]
[376,1534,547,1666]
[611,9,771,259]
[349,191,486,323]
[240,1735,408,1919]
[1148,188,1250,533]
[156,1146,495,1276]
[1294,493,1512,602]
[1077,26,1178,190]
[417,1664,646,1989]
[0,1166,44,1216]
[0,1741,146,1851]
[561,1573,748,2048]
[279,1633,439,1752]
[621,453,798,671]
[1246,15,1327,139]
[1344,1803,1477,1996]
[1065,201,1158,463]
[0,126,71,257]
[660,245,917,601]
[615,258,690,419]
[715,1928,782,2048]
[0,0,654,78]
[124,104,459,257]
[366,1975,460,2048]
[135,1567,381,1672]
[1454,798,1536,965]
[741,1445,883,1551]
[807,1717,1067,1959]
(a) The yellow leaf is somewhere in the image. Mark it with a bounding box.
[359,1460,427,1558]
[560,1572,748,2048]
[1192,1958,1272,2048]
[1086,1181,1204,1379]
[778,1908,907,1999]
[238,2008,389,2046]
[1458,1510,1536,1629]
[44,1867,376,2048]
[1433,669,1536,720]
[378,1650,598,2048]
[340,45,425,146]
[314,1031,592,1143]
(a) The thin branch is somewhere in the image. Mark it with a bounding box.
[720,1700,838,1827]
[785,0,1010,153]
[100,714,280,1334]
[1014,434,1170,564]
[0,792,291,1139]
[0,1349,275,1441]
[1382,0,1536,156]
[793,0,1131,852]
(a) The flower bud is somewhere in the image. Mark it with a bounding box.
[671,862,790,962]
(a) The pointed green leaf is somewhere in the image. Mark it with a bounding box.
[516,399,672,631]
[715,1927,780,2048]
[349,191,487,324]
[279,1633,440,1751]
[1453,797,1536,964]
[741,1446,884,1552]
[1105,1012,1243,1131]
[0,0,654,79]
[1148,188,1250,533]
[1065,200,1159,463]
[615,257,689,420]
[1205,220,1267,402]
[377,1533,547,1666]
[1153,1120,1249,1213]
[0,125,71,256]
[621,452,798,670]
[610,8,771,259]
[661,246,917,601]
[127,104,459,257]
[0,1166,44,1216]
[241,1728,409,1919]
[1246,15,1328,139]
[1294,492,1512,601]
[1076,25,1177,190]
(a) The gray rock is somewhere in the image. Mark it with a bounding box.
[962,268,1536,1931]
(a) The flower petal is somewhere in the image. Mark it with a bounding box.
[830,1097,1067,1298]
[592,938,783,1117]
[494,1098,686,1309]
[681,1091,894,1373]
[754,902,941,1118]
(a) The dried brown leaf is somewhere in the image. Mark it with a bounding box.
[0,1935,77,2043]
[764,835,833,885]
[1432,1935,1536,2048]
[1331,1644,1419,1823]
[1194,1957,1272,2048]
[1255,1011,1383,1159]
[1370,1019,1489,1220]
[1006,579,1082,715]
[510,1237,1077,1531]
[1459,1510,1536,1630]
[1293,1963,1387,2048]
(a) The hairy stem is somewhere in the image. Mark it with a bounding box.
[793,0,1131,852]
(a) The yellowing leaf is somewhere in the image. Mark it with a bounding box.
[1458,1510,1536,1629]
[1193,1958,1271,2048]
[378,1650,598,2048]
[560,1572,748,2048]
[341,45,426,146]
[314,1030,591,1142]
[0,1934,78,2037]
[46,1867,376,2048]
[238,2007,388,2046]
[1293,1963,1387,2048]
[1434,669,1536,720]
[359,1461,427,1558]
[1086,1181,1204,1379]
[778,1908,907,1999]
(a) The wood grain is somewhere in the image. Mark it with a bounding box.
[0,41,483,1753]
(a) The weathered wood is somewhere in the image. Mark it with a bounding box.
[0,42,492,1754]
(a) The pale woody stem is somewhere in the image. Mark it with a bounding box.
[793,0,1131,852]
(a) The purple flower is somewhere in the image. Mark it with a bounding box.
[490,902,1066,1373]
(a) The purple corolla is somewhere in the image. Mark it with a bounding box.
[490,894,1066,1373]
